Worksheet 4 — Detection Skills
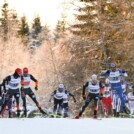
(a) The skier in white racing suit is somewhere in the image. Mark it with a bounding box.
[127,87,134,115]
[62,90,76,117]
[120,76,132,114]
[0,68,23,118]
[75,74,104,119]
[50,83,65,115]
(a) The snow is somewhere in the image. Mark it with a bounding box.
[0,118,134,134]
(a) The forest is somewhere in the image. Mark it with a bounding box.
[0,0,133,115]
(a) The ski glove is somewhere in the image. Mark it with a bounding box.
[74,98,76,103]
[21,87,24,90]
[35,86,38,91]
[49,99,51,102]
[82,95,86,100]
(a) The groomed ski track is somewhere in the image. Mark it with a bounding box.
[0,118,134,134]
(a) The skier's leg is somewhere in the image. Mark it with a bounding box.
[93,95,99,118]
[21,90,27,117]
[63,103,69,117]
[122,93,128,114]
[0,93,11,117]
[28,88,41,108]
[132,102,134,114]
[28,91,46,114]
[129,101,134,114]
[116,96,121,117]
[115,86,124,117]
[112,92,117,117]
[123,93,126,109]
[57,99,63,115]
[76,96,91,118]
[104,98,109,117]
[28,89,39,105]
[102,97,108,117]
[8,98,13,118]
[107,97,112,117]
[116,85,124,113]
[14,90,20,117]
[53,98,58,114]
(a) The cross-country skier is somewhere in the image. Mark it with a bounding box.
[120,75,132,113]
[0,81,13,118]
[0,84,2,107]
[101,78,112,118]
[50,83,66,115]
[0,84,2,97]
[62,90,76,117]
[127,86,134,115]
[75,74,104,119]
[101,63,128,117]
[21,67,46,117]
[0,68,23,118]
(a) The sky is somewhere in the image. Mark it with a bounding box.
[0,0,75,28]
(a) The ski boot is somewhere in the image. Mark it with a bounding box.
[23,110,27,117]
[17,110,21,117]
[124,107,130,114]
[63,113,68,118]
[39,107,48,116]
[104,109,108,118]
[116,112,120,117]
[9,111,12,118]
[93,110,98,119]
[113,109,116,117]
[93,114,97,119]
[75,115,81,119]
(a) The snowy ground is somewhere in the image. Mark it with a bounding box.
[0,118,134,134]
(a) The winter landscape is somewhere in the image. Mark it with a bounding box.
[0,0,134,134]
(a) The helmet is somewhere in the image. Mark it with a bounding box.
[15,68,22,75]
[58,83,64,89]
[105,78,110,84]
[23,67,28,74]
[91,74,97,83]
[110,63,116,68]
[58,83,64,92]
[91,74,97,80]
[120,74,125,81]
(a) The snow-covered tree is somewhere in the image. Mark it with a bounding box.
[18,15,29,38]
[31,15,42,38]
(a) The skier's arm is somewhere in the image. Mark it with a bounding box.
[2,76,11,93]
[49,90,56,102]
[0,84,2,96]
[30,74,38,90]
[21,75,24,88]
[99,82,104,100]
[68,91,76,102]
[51,90,56,96]
[118,68,128,77]
[101,70,110,77]
[126,95,128,103]
[109,87,113,98]
[126,82,132,91]
[82,82,88,99]
[30,74,38,85]
[121,69,128,77]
